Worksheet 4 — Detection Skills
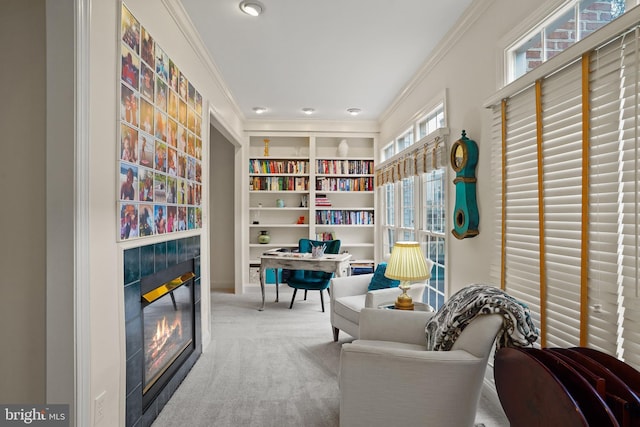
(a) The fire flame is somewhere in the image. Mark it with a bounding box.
[150,316,182,360]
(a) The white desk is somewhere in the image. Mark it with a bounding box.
[258,252,352,311]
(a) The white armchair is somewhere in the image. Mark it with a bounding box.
[329,273,426,341]
[339,308,503,427]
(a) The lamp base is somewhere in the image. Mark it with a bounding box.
[394,283,414,310]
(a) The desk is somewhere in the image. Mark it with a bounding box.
[258,252,352,311]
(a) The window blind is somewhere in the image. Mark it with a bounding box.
[491,22,640,369]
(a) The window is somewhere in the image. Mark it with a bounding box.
[377,115,448,309]
[417,104,445,140]
[491,16,640,370]
[508,0,626,82]
[396,128,414,152]
[382,143,395,162]
[421,169,446,309]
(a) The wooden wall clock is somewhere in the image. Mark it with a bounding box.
[450,130,479,239]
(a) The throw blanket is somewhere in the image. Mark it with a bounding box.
[425,284,539,351]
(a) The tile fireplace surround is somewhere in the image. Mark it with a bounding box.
[123,236,202,427]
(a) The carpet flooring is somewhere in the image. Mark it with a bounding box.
[151,285,509,427]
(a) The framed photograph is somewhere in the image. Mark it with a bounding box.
[138,204,154,237]
[153,172,167,203]
[195,137,202,160]
[169,60,179,92]
[167,147,177,176]
[179,73,188,100]
[119,162,138,201]
[140,62,154,101]
[195,91,202,115]
[156,76,168,112]
[155,45,169,82]
[188,207,196,229]
[177,178,187,205]
[154,205,167,234]
[168,89,178,120]
[141,26,154,68]
[139,98,154,135]
[178,99,187,127]
[138,167,154,202]
[120,203,138,240]
[154,109,167,142]
[166,205,177,233]
[121,44,140,89]
[166,175,177,204]
[188,82,196,107]
[120,83,138,127]
[120,123,138,163]
[177,152,187,179]
[188,107,196,133]
[121,6,139,54]
[154,140,167,173]
[177,206,187,231]
[138,134,154,168]
[187,132,195,157]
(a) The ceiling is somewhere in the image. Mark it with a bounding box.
[180,0,473,122]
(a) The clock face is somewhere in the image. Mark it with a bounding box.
[451,141,467,172]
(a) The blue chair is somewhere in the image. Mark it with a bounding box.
[286,239,341,312]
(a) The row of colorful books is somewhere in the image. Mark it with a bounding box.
[249,159,309,174]
[250,176,309,191]
[316,159,374,175]
[315,177,374,192]
[315,210,374,225]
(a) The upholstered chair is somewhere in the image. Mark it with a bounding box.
[338,308,503,427]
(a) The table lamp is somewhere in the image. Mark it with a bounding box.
[384,241,431,310]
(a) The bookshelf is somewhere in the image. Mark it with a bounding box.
[247,134,376,275]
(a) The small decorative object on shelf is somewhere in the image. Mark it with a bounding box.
[263,138,270,157]
[253,203,262,224]
[276,198,285,208]
[450,130,479,239]
[337,139,349,157]
[258,230,271,244]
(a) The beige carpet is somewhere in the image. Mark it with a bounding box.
[151,285,509,427]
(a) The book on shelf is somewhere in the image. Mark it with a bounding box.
[315,194,332,206]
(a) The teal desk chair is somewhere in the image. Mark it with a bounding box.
[286,239,341,312]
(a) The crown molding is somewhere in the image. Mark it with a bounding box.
[379,0,496,123]
[161,0,246,140]
[244,119,380,134]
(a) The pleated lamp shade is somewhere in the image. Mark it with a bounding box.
[384,241,431,281]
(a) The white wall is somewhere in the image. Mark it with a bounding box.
[379,0,541,292]
[86,1,245,425]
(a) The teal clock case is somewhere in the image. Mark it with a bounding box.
[450,130,479,239]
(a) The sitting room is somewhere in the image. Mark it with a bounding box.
[4,0,640,426]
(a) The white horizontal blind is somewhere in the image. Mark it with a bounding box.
[490,104,503,286]
[540,61,584,348]
[492,22,640,370]
[597,28,640,368]
[502,85,543,333]
[587,30,635,356]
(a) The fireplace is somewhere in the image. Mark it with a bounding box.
[124,236,202,427]
[141,260,195,409]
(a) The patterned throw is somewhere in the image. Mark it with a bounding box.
[425,284,539,351]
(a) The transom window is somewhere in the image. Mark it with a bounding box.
[508,0,626,82]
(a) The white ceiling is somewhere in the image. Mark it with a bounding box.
[180,0,473,121]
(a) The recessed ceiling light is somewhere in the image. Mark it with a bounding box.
[347,108,362,116]
[239,1,264,17]
[302,108,315,115]
[252,107,267,114]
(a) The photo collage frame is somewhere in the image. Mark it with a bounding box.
[119,4,203,240]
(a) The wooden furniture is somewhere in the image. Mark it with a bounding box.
[258,252,351,310]
[495,347,640,427]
